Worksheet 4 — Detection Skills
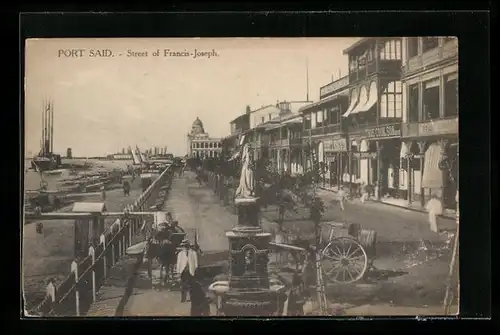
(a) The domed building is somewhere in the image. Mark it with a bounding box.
[187,117,222,159]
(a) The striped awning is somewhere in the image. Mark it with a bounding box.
[422,143,443,189]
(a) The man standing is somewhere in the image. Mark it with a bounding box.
[176,239,199,303]
[337,185,347,212]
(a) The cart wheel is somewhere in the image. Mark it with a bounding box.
[321,237,368,284]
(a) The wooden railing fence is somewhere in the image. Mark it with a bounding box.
[32,165,174,316]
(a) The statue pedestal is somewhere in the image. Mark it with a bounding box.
[210,196,279,316]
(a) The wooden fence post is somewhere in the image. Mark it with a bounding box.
[111,237,116,267]
[100,234,107,278]
[88,246,96,303]
[122,219,127,252]
[71,260,80,316]
[128,218,133,246]
[117,219,122,257]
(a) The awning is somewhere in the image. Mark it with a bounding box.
[342,88,359,117]
[357,81,378,113]
[400,142,409,158]
[298,90,348,114]
[422,143,443,189]
[350,84,369,116]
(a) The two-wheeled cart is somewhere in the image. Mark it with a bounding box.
[318,222,377,284]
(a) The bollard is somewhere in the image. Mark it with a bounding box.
[71,261,80,316]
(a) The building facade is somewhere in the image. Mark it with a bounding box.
[400,37,458,209]
[301,76,350,186]
[187,117,222,159]
[340,38,404,198]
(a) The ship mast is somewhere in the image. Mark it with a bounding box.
[50,99,54,154]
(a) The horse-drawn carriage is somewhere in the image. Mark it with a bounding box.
[126,212,200,288]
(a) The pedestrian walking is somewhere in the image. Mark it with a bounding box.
[176,239,199,303]
[337,185,347,211]
[425,194,443,233]
[101,185,106,201]
[123,180,131,196]
[189,279,211,316]
[360,182,370,204]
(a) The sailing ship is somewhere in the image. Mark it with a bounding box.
[31,99,61,172]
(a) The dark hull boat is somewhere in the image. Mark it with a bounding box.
[31,98,61,172]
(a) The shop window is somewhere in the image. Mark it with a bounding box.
[380,95,387,118]
[379,39,402,60]
[407,38,419,58]
[367,47,373,62]
[304,116,311,130]
[380,81,403,119]
[349,56,357,72]
[422,37,439,53]
[423,78,440,120]
[445,73,458,117]
[316,110,324,127]
[408,84,419,122]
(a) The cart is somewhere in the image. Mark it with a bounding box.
[319,222,377,284]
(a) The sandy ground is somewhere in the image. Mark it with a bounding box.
[22,177,142,311]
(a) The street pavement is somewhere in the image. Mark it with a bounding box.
[121,172,234,316]
[117,171,457,316]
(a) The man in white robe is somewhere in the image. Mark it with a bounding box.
[176,239,199,302]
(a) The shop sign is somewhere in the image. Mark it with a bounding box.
[418,118,458,136]
[324,138,347,152]
[352,152,377,159]
[365,124,402,139]
[320,76,349,98]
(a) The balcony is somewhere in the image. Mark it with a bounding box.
[403,39,458,76]
[349,60,401,83]
[319,76,349,99]
[305,124,342,137]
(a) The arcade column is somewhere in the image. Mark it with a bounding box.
[375,141,383,200]
[417,141,427,208]
[221,197,278,316]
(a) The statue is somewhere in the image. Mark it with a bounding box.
[235,143,255,199]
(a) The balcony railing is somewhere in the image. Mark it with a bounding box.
[402,116,458,138]
[349,59,401,83]
[302,124,342,137]
[403,39,458,75]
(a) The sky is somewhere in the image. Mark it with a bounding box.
[24,37,359,157]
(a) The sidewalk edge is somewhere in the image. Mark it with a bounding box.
[318,187,456,221]
[114,256,143,316]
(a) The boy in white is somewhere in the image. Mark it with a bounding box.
[425,194,443,233]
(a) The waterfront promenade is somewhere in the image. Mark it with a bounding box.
[23,176,142,312]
